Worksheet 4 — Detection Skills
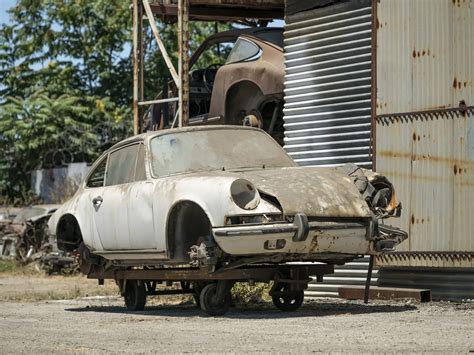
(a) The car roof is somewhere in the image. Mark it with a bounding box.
[107,125,263,152]
[208,27,282,39]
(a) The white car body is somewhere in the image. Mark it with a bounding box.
[48,126,406,271]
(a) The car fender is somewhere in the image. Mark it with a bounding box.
[152,175,281,251]
[48,195,103,252]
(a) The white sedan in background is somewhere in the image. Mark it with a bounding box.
[48,126,407,274]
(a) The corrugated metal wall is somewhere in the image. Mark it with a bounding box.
[375,0,474,267]
[376,0,473,114]
[283,0,373,168]
[306,256,377,297]
[375,109,474,267]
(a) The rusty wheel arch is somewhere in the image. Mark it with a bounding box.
[224,80,266,125]
[166,201,212,262]
[56,214,83,252]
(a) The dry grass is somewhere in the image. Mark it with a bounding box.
[0,260,119,302]
[0,277,119,302]
[0,260,273,305]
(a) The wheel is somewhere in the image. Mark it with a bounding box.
[192,282,207,307]
[199,283,232,316]
[123,280,147,311]
[271,283,304,312]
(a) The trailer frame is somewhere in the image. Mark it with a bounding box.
[87,263,334,316]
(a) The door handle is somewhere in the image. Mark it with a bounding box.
[92,196,103,208]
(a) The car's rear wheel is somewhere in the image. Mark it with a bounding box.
[271,283,304,312]
[124,280,147,311]
[199,283,232,316]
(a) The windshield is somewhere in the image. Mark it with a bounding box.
[150,129,295,176]
[12,207,46,224]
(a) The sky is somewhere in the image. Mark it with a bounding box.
[0,0,16,25]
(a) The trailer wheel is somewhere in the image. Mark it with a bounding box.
[200,283,232,316]
[271,283,304,312]
[124,280,147,311]
[192,282,207,307]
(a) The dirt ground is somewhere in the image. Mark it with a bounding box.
[0,274,473,353]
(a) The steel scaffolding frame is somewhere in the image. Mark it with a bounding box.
[131,0,284,135]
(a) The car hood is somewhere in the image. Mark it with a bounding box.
[201,167,372,218]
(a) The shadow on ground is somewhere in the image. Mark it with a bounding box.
[65,301,418,319]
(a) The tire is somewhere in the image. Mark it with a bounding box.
[199,283,232,316]
[124,280,147,311]
[192,282,207,308]
[271,283,304,312]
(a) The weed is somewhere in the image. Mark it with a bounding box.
[232,282,272,305]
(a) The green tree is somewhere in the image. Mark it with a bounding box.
[0,0,234,200]
[0,91,131,196]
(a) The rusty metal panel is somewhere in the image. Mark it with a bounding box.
[375,108,474,267]
[376,0,473,114]
[375,0,474,268]
[339,285,432,302]
[283,0,373,168]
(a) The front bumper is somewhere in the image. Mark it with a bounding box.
[212,213,406,256]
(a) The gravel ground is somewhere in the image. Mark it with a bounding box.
[0,294,473,353]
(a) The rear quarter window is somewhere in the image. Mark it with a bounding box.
[225,38,261,64]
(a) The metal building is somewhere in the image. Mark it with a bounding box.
[284,0,474,300]
[284,0,373,168]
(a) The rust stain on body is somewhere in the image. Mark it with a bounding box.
[309,234,319,253]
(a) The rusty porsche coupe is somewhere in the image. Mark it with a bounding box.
[48,126,406,275]
[146,27,286,144]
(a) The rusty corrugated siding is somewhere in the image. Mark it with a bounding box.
[376,109,474,261]
[376,0,473,114]
[375,0,473,268]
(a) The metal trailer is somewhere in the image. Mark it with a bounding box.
[87,263,334,316]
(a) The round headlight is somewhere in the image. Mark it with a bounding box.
[230,179,260,210]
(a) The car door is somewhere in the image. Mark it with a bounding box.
[127,143,156,250]
[81,157,107,251]
[93,143,155,250]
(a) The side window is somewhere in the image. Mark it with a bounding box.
[192,41,235,69]
[134,144,147,181]
[87,159,107,188]
[106,144,139,186]
[225,38,261,64]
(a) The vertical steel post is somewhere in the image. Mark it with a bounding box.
[370,0,377,170]
[178,0,189,127]
[138,2,144,133]
[364,254,375,304]
[132,0,139,135]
